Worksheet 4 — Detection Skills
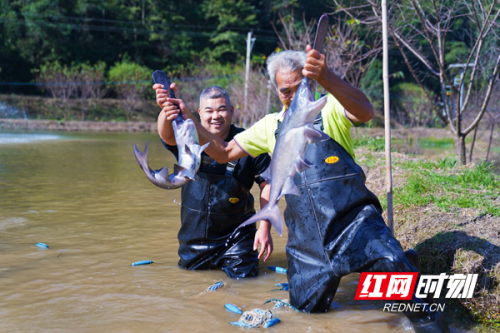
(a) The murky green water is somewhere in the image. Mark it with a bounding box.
[0,132,475,332]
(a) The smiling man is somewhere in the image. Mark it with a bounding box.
[154,84,273,278]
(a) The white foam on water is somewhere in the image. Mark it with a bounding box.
[0,133,62,144]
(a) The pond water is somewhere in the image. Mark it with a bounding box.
[0,132,475,332]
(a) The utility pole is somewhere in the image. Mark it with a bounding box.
[449,63,474,113]
[266,79,271,115]
[244,31,256,128]
[382,0,394,235]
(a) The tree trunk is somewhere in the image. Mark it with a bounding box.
[469,122,479,163]
[456,134,467,165]
[486,119,496,161]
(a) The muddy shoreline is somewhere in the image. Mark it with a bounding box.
[0,118,157,132]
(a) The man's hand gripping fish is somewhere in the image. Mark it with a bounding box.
[134,70,209,189]
[234,78,328,235]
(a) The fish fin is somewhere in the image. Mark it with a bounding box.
[184,171,195,181]
[232,203,284,236]
[173,164,186,175]
[308,95,328,113]
[281,177,302,198]
[174,164,195,181]
[295,156,313,173]
[261,167,271,184]
[184,144,193,157]
[157,166,170,179]
[304,125,330,144]
[186,143,207,158]
[199,142,210,154]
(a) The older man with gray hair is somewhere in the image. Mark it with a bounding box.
[155,45,449,332]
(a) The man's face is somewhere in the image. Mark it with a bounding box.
[275,68,303,109]
[198,97,234,139]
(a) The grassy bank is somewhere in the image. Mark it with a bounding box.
[356,140,500,331]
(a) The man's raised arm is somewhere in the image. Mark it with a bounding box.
[154,83,177,146]
[302,45,374,123]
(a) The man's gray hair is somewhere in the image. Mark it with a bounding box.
[267,50,306,89]
[199,85,231,106]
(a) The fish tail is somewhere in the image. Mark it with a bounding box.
[233,203,284,236]
[134,141,149,168]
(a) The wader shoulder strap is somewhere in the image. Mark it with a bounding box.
[225,160,239,176]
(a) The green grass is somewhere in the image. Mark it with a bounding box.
[353,136,385,151]
[419,137,455,149]
[383,159,500,216]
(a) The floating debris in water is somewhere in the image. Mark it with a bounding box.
[35,243,49,249]
[230,309,279,328]
[206,281,224,292]
[131,260,154,266]
[264,298,300,312]
[184,281,225,299]
[230,321,254,328]
[267,266,287,274]
[225,303,242,314]
[272,282,289,291]
[330,301,343,310]
[263,318,280,328]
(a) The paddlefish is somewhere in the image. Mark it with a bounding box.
[134,70,209,189]
[233,77,328,235]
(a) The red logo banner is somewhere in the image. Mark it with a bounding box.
[355,272,419,300]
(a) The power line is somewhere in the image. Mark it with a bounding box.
[19,13,278,34]
[0,18,280,43]
[0,74,239,86]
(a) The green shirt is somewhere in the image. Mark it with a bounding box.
[233,94,358,158]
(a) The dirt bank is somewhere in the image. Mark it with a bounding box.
[359,148,500,331]
[0,119,157,132]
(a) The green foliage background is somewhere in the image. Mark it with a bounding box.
[0,0,332,94]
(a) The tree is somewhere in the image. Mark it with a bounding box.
[77,62,107,120]
[334,0,500,165]
[202,0,258,59]
[108,60,151,121]
[33,61,79,120]
[271,11,382,89]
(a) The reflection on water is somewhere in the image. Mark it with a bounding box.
[0,132,476,332]
[0,133,62,144]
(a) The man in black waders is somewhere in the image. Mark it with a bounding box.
[154,84,273,278]
[155,48,450,332]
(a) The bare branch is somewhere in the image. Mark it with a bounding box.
[392,30,440,76]
[464,51,500,135]
[390,26,452,130]
[460,6,500,114]
[270,20,288,50]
